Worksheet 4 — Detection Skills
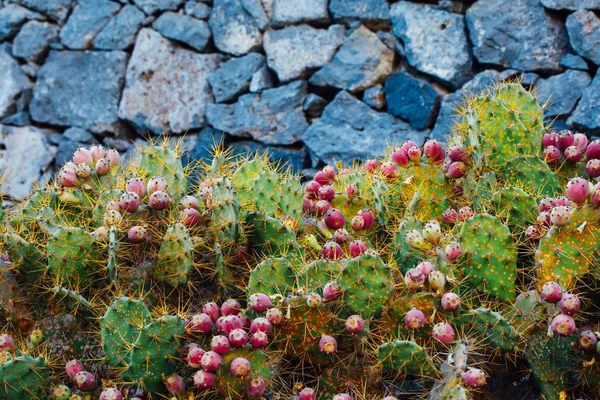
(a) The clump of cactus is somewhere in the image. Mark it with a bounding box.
[3,83,600,399]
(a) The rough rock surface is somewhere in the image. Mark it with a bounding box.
[560,54,589,70]
[263,24,344,82]
[391,2,472,88]
[0,48,32,119]
[303,91,428,165]
[0,125,56,199]
[541,0,600,10]
[534,70,591,118]
[0,4,42,41]
[363,85,386,110]
[329,0,390,29]
[20,0,74,24]
[209,0,262,56]
[271,0,329,26]
[310,26,394,92]
[153,12,211,52]
[30,50,128,133]
[208,52,265,102]
[93,5,146,50]
[566,10,600,66]
[206,80,308,145]
[466,0,569,72]
[384,71,440,130]
[568,71,600,133]
[119,28,223,134]
[59,0,121,49]
[12,21,59,62]
[133,0,184,15]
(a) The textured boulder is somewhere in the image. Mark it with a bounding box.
[534,70,591,118]
[263,25,344,82]
[329,0,390,29]
[30,50,128,133]
[93,5,146,50]
[132,0,183,15]
[59,0,121,49]
[153,12,211,52]
[383,72,440,130]
[310,26,394,92]
[54,127,96,166]
[12,21,59,62]
[568,71,600,133]
[303,93,327,118]
[363,85,385,110]
[541,0,600,10]
[271,0,329,26]
[0,125,56,199]
[303,91,428,165]
[20,0,74,24]
[466,0,569,72]
[119,29,223,134]
[566,10,600,66]
[560,54,589,71]
[185,1,211,19]
[391,2,472,87]
[209,0,262,56]
[206,80,308,145]
[208,53,265,102]
[0,4,42,41]
[0,50,31,119]
[249,65,275,92]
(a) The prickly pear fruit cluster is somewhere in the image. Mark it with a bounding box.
[3,83,600,400]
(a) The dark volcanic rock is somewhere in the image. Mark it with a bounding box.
[12,21,59,62]
[93,5,146,50]
[534,70,591,118]
[153,12,212,52]
[208,52,265,102]
[566,10,600,66]
[329,0,390,29]
[59,0,121,50]
[209,0,262,56]
[568,71,600,133]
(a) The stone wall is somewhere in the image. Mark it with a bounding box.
[0,0,599,200]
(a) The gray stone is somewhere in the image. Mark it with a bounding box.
[0,125,56,199]
[568,71,600,133]
[208,53,265,102]
[329,0,390,29]
[93,5,146,50]
[0,50,31,119]
[466,0,569,72]
[209,0,262,56]
[153,12,211,52]
[430,69,519,141]
[534,70,591,118]
[303,91,428,165]
[264,25,344,82]
[102,137,131,152]
[520,72,540,87]
[230,141,307,173]
[383,72,440,130]
[0,4,42,41]
[63,127,95,143]
[310,26,394,92]
[206,80,308,145]
[185,1,211,19]
[438,0,471,13]
[20,0,74,24]
[566,11,600,66]
[303,93,327,118]
[20,62,39,78]
[541,0,600,10]
[560,54,589,71]
[363,85,385,110]
[249,65,275,92]
[1,112,30,126]
[242,0,269,30]
[133,0,183,15]
[391,2,472,88]
[59,0,121,50]
[12,21,59,62]
[271,0,329,26]
[119,29,223,134]
[30,50,128,133]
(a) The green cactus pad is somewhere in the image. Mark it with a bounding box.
[153,223,194,287]
[377,340,438,377]
[0,355,50,399]
[459,214,517,301]
[47,227,96,287]
[454,307,518,351]
[209,177,239,244]
[339,252,393,318]
[91,189,124,228]
[506,290,545,336]
[124,314,185,394]
[535,206,600,289]
[401,163,454,223]
[50,286,92,312]
[490,186,538,233]
[100,297,151,367]
[36,207,60,236]
[393,217,424,273]
[216,348,271,397]
[470,171,497,213]
[2,232,47,282]
[138,145,187,200]
[247,257,295,297]
[246,212,302,259]
[501,155,562,198]
[298,259,343,293]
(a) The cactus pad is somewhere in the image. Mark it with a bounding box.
[377,340,438,377]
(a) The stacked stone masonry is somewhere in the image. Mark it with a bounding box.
[1,0,600,199]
